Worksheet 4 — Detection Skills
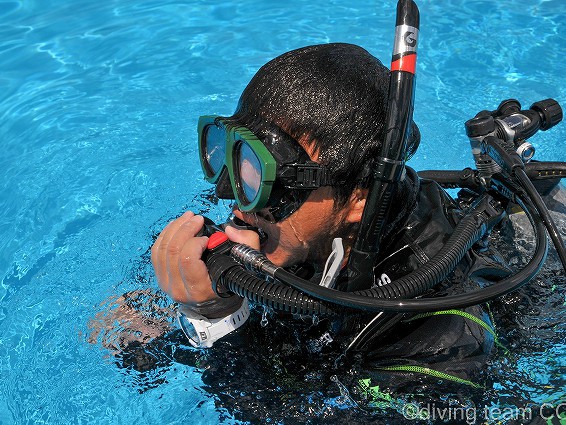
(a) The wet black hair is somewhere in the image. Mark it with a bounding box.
[224,42,420,206]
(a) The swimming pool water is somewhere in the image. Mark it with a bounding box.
[0,0,565,423]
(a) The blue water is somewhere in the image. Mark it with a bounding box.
[1,0,565,424]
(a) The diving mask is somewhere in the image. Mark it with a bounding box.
[198,116,340,222]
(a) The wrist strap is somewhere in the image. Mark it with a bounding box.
[184,295,244,319]
[178,299,250,348]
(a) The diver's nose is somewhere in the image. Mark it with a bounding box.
[214,169,235,199]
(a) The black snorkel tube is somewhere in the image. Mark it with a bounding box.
[345,0,420,292]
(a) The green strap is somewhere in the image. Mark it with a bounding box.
[358,378,400,410]
[376,365,482,389]
[404,309,508,353]
[359,309,507,402]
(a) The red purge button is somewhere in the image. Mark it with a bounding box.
[207,232,229,250]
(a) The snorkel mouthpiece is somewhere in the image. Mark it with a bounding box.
[346,0,420,292]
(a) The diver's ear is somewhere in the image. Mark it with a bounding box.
[345,188,368,223]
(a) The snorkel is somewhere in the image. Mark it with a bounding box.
[195,0,566,315]
[345,0,420,292]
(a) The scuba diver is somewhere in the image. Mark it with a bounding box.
[149,0,566,420]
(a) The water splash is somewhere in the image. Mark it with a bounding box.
[260,306,269,327]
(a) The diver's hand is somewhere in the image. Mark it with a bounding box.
[224,224,261,250]
[151,212,261,307]
[151,212,217,305]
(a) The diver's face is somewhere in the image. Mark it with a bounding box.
[233,186,349,267]
[231,139,355,268]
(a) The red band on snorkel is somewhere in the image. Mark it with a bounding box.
[390,53,417,74]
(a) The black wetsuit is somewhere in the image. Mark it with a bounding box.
[275,169,512,392]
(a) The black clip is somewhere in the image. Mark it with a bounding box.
[375,157,406,182]
[294,163,328,189]
[279,163,331,189]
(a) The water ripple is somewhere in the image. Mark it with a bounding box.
[0,0,565,423]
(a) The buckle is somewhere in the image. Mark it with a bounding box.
[280,163,331,189]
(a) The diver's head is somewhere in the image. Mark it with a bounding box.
[225,43,420,207]
[199,43,420,266]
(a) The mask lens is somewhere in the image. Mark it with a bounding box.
[237,142,263,204]
[203,124,226,178]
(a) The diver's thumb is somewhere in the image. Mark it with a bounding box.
[224,225,261,250]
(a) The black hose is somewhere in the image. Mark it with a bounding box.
[230,195,548,313]
[207,253,337,316]
[525,161,566,179]
[364,196,547,310]
[418,161,566,190]
[417,168,481,190]
[210,188,549,313]
[274,209,486,310]
[272,192,498,307]
[357,200,490,299]
[224,266,335,315]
